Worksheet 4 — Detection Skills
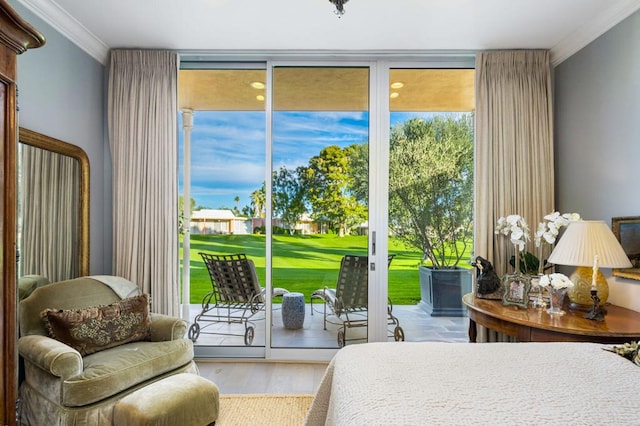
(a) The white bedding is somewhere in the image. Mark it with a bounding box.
[305,341,640,425]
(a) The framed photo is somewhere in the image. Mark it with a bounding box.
[501,273,531,309]
[611,216,640,281]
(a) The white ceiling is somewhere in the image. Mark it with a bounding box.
[15,0,640,66]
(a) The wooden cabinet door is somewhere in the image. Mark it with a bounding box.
[0,2,44,424]
[0,44,18,426]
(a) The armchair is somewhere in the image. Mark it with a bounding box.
[18,276,198,425]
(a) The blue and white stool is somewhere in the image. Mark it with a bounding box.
[282,292,305,329]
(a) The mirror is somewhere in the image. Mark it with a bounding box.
[18,128,89,281]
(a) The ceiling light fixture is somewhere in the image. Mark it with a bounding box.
[390,92,399,99]
[329,0,348,17]
[256,95,265,101]
[250,82,265,89]
[390,82,404,89]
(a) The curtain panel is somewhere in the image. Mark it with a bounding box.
[21,145,78,282]
[474,50,554,277]
[107,50,179,316]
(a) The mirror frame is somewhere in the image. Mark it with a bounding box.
[612,216,640,281]
[19,127,90,276]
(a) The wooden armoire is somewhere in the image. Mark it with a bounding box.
[0,1,44,424]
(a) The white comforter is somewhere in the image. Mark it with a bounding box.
[305,341,640,425]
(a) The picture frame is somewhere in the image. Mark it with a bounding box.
[501,273,531,309]
[611,216,640,281]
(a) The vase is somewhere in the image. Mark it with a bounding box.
[546,287,568,315]
[531,274,547,309]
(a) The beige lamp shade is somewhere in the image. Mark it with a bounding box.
[548,221,632,268]
[548,220,632,308]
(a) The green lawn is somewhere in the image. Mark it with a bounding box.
[182,234,472,305]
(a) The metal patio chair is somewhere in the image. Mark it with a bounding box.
[310,254,404,347]
[188,253,288,345]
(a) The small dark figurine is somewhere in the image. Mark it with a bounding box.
[473,256,502,295]
[584,289,606,321]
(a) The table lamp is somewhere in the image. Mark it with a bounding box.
[547,220,632,320]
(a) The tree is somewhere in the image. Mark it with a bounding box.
[347,142,368,204]
[178,196,196,233]
[241,205,253,217]
[178,195,196,214]
[272,166,308,234]
[388,115,474,269]
[303,145,367,236]
[233,195,240,214]
[250,183,266,218]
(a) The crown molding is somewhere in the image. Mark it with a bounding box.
[551,0,640,66]
[16,0,109,65]
[16,0,640,68]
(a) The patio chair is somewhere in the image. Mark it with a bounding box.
[188,253,288,345]
[310,254,404,347]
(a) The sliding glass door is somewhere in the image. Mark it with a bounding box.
[270,66,370,349]
[178,66,268,357]
[386,68,475,341]
[178,58,475,359]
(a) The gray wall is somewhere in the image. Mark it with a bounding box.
[9,0,640,307]
[10,1,111,275]
[555,10,640,309]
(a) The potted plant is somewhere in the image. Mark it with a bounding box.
[496,211,580,308]
[388,116,474,316]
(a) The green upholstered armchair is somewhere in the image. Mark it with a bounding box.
[18,275,50,300]
[18,276,198,425]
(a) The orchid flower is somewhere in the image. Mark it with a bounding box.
[495,214,530,252]
[534,211,581,248]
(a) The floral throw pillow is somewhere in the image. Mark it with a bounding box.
[41,293,151,356]
[606,341,640,366]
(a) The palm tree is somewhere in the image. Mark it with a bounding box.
[250,183,266,218]
[233,195,241,215]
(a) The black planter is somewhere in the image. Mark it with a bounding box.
[418,266,472,317]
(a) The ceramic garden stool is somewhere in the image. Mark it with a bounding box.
[282,292,305,329]
[113,373,219,425]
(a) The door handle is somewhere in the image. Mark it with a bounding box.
[371,231,376,255]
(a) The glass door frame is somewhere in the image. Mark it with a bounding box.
[266,60,382,362]
[182,54,476,362]
[180,61,270,360]
[268,58,476,361]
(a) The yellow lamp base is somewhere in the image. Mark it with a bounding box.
[567,266,608,310]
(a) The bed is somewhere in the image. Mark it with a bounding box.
[305,341,640,425]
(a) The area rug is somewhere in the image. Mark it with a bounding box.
[216,394,314,426]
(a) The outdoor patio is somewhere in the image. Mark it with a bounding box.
[188,302,470,348]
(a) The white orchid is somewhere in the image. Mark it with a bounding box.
[495,214,530,252]
[540,273,574,290]
[529,211,582,274]
[534,211,581,248]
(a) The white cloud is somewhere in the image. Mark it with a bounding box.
[179,110,371,207]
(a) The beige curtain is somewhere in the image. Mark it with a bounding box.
[474,50,554,277]
[107,50,179,316]
[20,145,79,282]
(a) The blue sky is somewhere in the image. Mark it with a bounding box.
[178,111,448,210]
